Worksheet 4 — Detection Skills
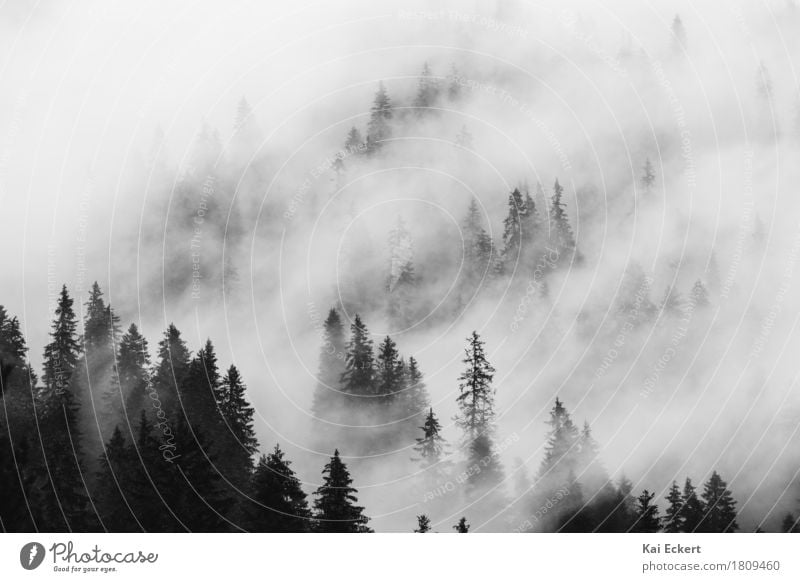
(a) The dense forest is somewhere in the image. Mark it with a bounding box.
[0,282,760,532]
[3,4,800,532]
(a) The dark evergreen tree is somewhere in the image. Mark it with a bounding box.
[39,285,90,531]
[414,514,431,532]
[311,308,347,427]
[413,408,449,472]
[549,179,578,265]
[366,81,392,154]
[680,477,706,532]
[663,481,684,532]
[313,450,372,532]
[539,398,579,479]
[698,471,738,532]
[341,315,375,400]
[498,188,526,275]
[455,332,496,442]
[412,62,438,115]
[151,323,191,416]
[632,490,661,532]
[453,516,470,532]
[94,426,139,531]
[216,364,259,490]
[246,445,311,532]
[119,324,150,427]
[401,356,429,422]
[375,336,403,404]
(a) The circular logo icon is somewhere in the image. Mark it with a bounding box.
[20,542,46,570]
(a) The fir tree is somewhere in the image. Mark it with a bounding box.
[400,356,429,422]
[681,477,706,532]
[94,426,139,531]
[539,398,579,478]
[455,332,496,441]
[698,471,738,532]
[414,514,431,532]
[366,81,392,154]
[375,336,403,402]
[313,450,372,532]
[549,179,578,264]
[413,408,448,470]
[151,324,191,416]
[412,62,439,115]
[453,516,470,532]
[341,314,375,399]
[247,445,312,532]
[119,324,151,426]
[217,365,259,489]
[632,490,661,532]
[344,126,363,152]
[311,308,347,422]
[663,481,684,532]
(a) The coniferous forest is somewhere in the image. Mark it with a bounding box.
[3,2,800,534]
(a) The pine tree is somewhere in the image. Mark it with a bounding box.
[119,324,151,427]
[575,421,609,496]
[539,398,579,478]
[681,477,706,532]
[386,217,417,326]
[460,198,494,296]
[39,285,90,531]
[413,408,449,471]
[499,188,526,275]
[663,481,684,532]
[311,308,347,423]
[94,426,139,531]
[414,514,431,532]
[632,490,661,532]
[247,445,312,532]
[642,158,656,193]
[453,516,470,532]
[313,450,372,532]
[366,81,392,154]
[698,471,738,532]
[180,339,223,445]
[216,365,259,490]
[455,332,496,441]
[400,356,429,424]
[341,314,375,400]
[413,62,439,115]
[549,179,578,264]
[151,323,191,416]
[344,126,363,152]
[446,64,462,101]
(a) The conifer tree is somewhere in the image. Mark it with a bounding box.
[313,450,372,532]
[663,481,684,532]
[549,179,578,264]
[375,336,403,403]
[413,408,449,471]
[414,514,431,532]
[413,62,439,115]
[39,285,90,531]
[539,398,579,478]
[453,516,470,532]
[311,308,347,423]
[366,82,392,154]
[632,490,661,532]
[94,426,139,531]
[341,315,375,400]
[119,324,151,425]
[698,471,738,532]
[216,365,259,490]
[455,332,496,442]
[499,188,526,275]
[344,126,363,152]
[680,477,706,532]
[247,445,311,532]
[151,324,191,416]
[401,356,430,421]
